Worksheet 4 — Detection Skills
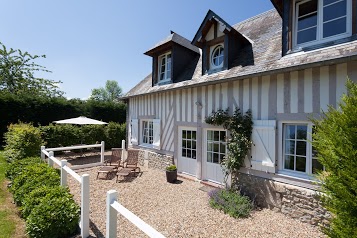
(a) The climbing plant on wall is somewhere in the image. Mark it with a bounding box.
[205,108,253,179]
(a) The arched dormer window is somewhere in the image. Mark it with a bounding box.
[210,44,224,69]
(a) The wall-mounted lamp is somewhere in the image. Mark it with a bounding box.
[195,101,203,109]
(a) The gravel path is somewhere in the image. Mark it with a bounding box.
[67,165,325,238]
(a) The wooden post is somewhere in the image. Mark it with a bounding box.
[60,160,68,186]
[40,146,45,161]
[48,151,54,167]
[100,141,105,164]
[81,174,90,238]
[106,190,118,238]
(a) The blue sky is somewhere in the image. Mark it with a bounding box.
[2,1,274,99]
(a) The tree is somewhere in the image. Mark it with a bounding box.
[311,79,357,237]
[90,80,122,102]
[0,42,63,97]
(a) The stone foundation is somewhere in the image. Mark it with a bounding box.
[137,149,174,171]
[232,172,330,226]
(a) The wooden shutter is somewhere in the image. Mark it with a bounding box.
[130,119,138,145]
[250,120,276,173]
[152,119,161,150]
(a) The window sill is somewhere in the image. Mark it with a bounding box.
[156,79,171,86]
[138,143,154,149]
[277,170,319,182]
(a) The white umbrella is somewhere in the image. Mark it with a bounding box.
[54,116,108,125]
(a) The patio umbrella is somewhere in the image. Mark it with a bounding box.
[54,116,108,145]
[54,116,108,125]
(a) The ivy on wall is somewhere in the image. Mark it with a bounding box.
[205,108,253,179]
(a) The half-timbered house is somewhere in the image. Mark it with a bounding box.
[122,0,357,224]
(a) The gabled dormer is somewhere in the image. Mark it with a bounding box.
[192,10,252,75]
[144,32,200,86]
[271,0,356,56]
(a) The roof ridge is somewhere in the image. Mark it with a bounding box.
[232,8,277,28]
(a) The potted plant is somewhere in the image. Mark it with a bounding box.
[166,165,177,183]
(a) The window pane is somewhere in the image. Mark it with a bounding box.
[213,153,219,163]
[220,154,225,163]
[220,144,226,154]
[182,139,186,148]
[182,149,186,157]
[187,131,191,139]
[296,156,306,172]
[298,0,317,17]
[207,152,212,162]
[284,155,295,170]
[296,141,307,156]
[214,131,220,141]
[192,150,196,159]
[220,131,226,142]
[324,0,339,5]
[187,150,192,158]
[214,143,219,153]
[323,17,347,38]
[207,142,213,152]
[285,140,295,155]
[297,27,317,44]
[298,13,317,30]
[285,125,296,139]
[192,131,196,140]
[182,130,186,139]
[312,158,324,174]
[208,131,213,140]
[323,0,346,22]
[296,125,307,140]
[192,141,196,150]
[187,140,191,149]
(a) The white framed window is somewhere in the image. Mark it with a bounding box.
[158,52,171,83]
[279,122,324,178]
[181,129,197,159]
[141,120,153,145]
[206,130,227,164]
[210,44,224,70]
[293,0,352,49]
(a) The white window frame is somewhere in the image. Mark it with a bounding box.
[278,121,322,179]
[210,44,224,70]
[293,0,352,49]
[158,52,171,83]
[140,120,154,147]
[205,129,227,165]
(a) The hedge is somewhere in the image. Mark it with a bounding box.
[0,92,126,146]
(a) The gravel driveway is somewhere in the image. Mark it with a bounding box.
[67,165,325,238]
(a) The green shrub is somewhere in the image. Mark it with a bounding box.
[105,122,126,149]
[166,165,177,171]
[21,186,73,219]
[5,156,43,181]
[40,124,81,148]
[82,124,106,145]
[26,189,80,238]
[208,189,253,218]
[10,164,59,206]
[311,79,357,237]
[4,123,44,162]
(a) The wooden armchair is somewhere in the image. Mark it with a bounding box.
[97,148,123,180]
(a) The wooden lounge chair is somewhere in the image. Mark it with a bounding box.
[116,149,140,182]
[97,148,123,180]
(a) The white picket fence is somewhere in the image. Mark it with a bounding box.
[41,141,164,238]
[106,190,165,238]
[41,147,92,238]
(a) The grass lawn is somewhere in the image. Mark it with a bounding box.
[0,151,26,238]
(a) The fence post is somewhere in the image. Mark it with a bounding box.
[106,190,118,238]
[40,146,45,161]
[100,141,105,164]
[80,174,90,238]
[121,140,126,161]
[60,160,68,186]
[48,151,54,167]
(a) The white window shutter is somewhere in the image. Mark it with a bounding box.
[250,120,276,173]
[130,119,138,145]
[152,119,161,150]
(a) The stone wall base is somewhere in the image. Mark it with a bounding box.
[232,172,330,226]
[137,149,174,171]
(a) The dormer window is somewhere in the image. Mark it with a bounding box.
[210,44,224,69]
[158,52,172,83]
[294,0,351,49]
